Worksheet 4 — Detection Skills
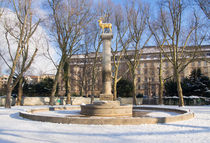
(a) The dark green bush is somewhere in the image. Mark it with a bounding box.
[117,79,133,97]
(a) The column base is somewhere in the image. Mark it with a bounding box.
[100,93,113,101]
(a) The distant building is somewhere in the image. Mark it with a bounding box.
[0,75,9,89]
[0,74,55,88]
[25,74,55,84]
[67,45,210,97]
[25,75,39,84]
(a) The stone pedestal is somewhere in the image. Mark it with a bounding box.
[100,33,113,101]
[81,101,132,117]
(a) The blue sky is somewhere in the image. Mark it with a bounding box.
[0,0,209,74]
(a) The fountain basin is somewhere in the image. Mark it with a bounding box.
[19,105,194,125]
[80,101,132,117]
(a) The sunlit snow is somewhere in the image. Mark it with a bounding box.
[0,105,210,143]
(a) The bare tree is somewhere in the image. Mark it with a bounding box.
[125,1,152,105]
[48,0,68,105]
[74,42,90,98]
[148,14,167,105]
[195,0,210,19]
[0,0,5,18]
[149,0,206,106]
[112,4,130,100]
[0,0,8,70]
[157,51,164,104]
[16,36,42,105]
[48,0,92,105]
[0,0,40,108]
[89,24,102,103]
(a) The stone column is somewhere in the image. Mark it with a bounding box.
[100,33,113,101]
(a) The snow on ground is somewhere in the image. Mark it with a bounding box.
[35,110,81,117]
[147,111,179,117]
[35,109,179,117]
[0,105,210,143]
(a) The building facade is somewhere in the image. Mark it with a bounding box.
[0,75,9,89]
[68,45,210,97]
[0,74,55,90]
[24,74,55,84]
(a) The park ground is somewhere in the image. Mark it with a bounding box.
[0,105,210,143]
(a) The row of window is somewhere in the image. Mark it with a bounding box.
[136,61,208,69]
[137,77,155,83]
[137,84,157,90]
[191,61,208,66]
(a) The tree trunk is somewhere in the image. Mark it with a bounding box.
[175,68,184,106]
[113,71,118,100]
[50,59,64,106]
[159,79,164,105]
[133,83,137,105]
[84,75,88,98]
[80,87,83,97]
[113,79,117,101]
[158,53,163,105]
[132,72,137,105]
[50,74,58,106]
[91,67,96,104]
[17,77,23,106]
[91,85,95,104]
[5,87,12,108]
[66,63,71,105]
[5,74,14,108]
[176,74,184,107]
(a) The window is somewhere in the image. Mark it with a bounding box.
[152,85,156,91]
[166,70,170,75]
[138,77,141,82]
[144,63,147,67]
[138,70,141,74]
[198,61,201,66]
[181,76,184,81]
[144,90,148,96]
[204,68,208,73]
[112,65,115,71]
[151,78,154,82]
[145,77,147,82]
[144,69,148,74]
[204,61,207,66]
[138,85,141,90]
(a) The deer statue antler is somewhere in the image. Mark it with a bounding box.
[99,17,104,21]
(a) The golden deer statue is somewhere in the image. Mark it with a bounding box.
[98,17,112,33]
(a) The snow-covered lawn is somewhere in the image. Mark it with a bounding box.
[0,105,210,143]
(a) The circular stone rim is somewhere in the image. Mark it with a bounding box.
[80,103,133,117]
[19,106,194,125]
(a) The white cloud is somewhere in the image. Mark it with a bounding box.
[0,8,57,76]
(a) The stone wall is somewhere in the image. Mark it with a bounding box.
[0,96,96,106]
[0,96,143,106]
[1,96,208,106]
[0,96,16,106]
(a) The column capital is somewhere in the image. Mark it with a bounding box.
[100,33,113,40]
